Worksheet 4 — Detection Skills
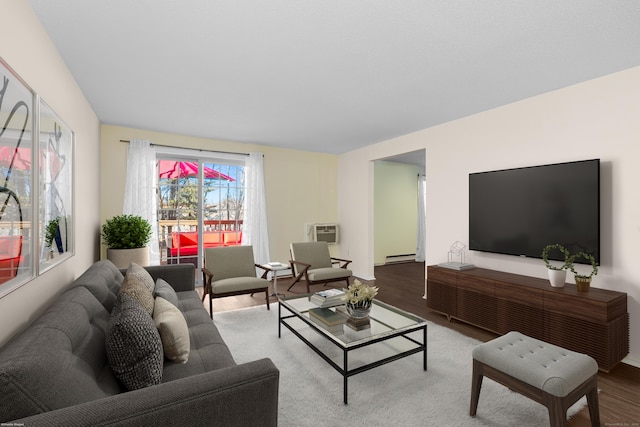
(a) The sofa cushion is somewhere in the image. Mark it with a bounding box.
[154,297,190,363]
[0,286,121,421]
[119,263,155,315]
[174,232,198,247]
[106,292,163,390]
[154,277,179,307]
[162,290,236,382]
[71,260,124,312]
[223,231,242,244]
[203,232,223,245]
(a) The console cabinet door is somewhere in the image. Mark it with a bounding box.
[494,280,544,339]
[456,275,497,332]
[426,267,456,316]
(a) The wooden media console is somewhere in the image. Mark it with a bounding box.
[426,265,629,372]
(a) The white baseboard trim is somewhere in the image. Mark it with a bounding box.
[622,355,640,369]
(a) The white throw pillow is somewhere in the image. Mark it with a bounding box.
[153,297,190,363]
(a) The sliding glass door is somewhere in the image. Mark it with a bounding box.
[157,158,245,269]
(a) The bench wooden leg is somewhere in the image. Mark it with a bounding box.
[544,394,566,427]
[469,359,483,417]
[586,380,600,427]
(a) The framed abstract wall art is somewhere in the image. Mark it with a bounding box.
[38,98,74,273]
[0,56,75,296]
[0,58,35,295]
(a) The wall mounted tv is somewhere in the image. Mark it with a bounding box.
[469,159,600,265]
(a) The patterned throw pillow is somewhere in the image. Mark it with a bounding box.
[106,292,163,390]
[154,297,190,363]
[119,263,155,315]
[154,278,180,308]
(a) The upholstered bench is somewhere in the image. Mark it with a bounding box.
[470,331,600,427]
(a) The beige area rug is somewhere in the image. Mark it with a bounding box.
[214,304,587,427]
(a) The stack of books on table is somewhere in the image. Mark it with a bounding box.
[335,306,371,331]
[308,307,346,335]
[310,288,345,308]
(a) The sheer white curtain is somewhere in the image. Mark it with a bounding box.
[242,152,270,264]
[123,139,159,265]
[416,174,426,262]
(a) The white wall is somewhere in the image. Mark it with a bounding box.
[374,161,420,265]
[338,66,640,366]
[0,1,101,345]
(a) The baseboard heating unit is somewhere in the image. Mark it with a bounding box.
[385,254,416,264]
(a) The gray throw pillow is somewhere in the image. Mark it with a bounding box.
[127,262,155,291]
[106,292,163,390]
[154,278,180,308]
[120,263,155,315]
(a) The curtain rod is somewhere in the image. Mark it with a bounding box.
[119,139,249,157]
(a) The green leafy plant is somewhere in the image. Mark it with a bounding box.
[541,244,572,271]
[45,217,63,252]
[569,252,598,279]
[101,215,152,249]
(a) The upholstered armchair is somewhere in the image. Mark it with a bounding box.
[287,241,352,293]
[202,245,270,318]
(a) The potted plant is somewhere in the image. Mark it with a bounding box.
[101,214,152,268]
[541,244,572,288]
[569,252,598,292]
[44,216,64,257]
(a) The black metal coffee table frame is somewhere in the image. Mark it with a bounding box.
[278,297,427,404]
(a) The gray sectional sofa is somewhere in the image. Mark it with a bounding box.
[0,260,279,426]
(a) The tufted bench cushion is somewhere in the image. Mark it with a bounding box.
[470,331,600,427]
[472,331,598,397]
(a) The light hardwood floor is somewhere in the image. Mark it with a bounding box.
[199,261,640,426]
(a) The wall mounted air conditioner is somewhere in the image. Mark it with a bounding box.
[312,223,339,245]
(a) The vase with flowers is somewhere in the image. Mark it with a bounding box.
[342,279,379,319]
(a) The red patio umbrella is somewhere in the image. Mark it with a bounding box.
[157,160,234,181]
[0,146,64,179]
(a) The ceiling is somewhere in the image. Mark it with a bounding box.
[29,1,640,155]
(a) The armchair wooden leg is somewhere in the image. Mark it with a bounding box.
[209,291,213,319]
[202,282,210,302]
[287,274,303,292]
[265,289,270,310]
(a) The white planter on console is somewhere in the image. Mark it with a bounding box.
[547,268,567,288]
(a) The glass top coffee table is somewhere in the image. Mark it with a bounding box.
[278,295,427,404]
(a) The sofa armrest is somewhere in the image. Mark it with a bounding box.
[16,358,279,427]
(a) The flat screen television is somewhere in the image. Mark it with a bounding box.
[469,159,600,264]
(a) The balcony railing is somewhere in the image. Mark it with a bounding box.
[158,219,243,266]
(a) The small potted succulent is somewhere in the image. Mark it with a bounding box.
[569,252,598,292]
[101,214,152,268]
[541,244,572,288]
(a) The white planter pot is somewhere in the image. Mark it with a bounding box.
[107,247,149,269]
[547,269,567,288]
